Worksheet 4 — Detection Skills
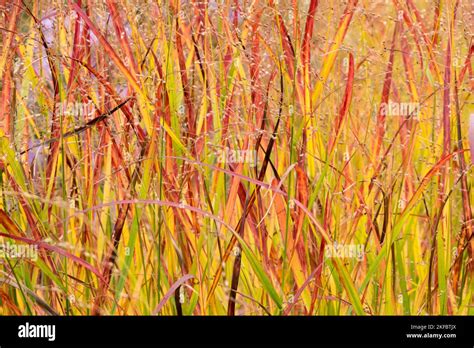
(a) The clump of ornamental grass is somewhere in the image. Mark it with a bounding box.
[0,0,472,315]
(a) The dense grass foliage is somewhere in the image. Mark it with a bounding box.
[0,0,473,315]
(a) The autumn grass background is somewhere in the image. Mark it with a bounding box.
[0,0,473,315]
